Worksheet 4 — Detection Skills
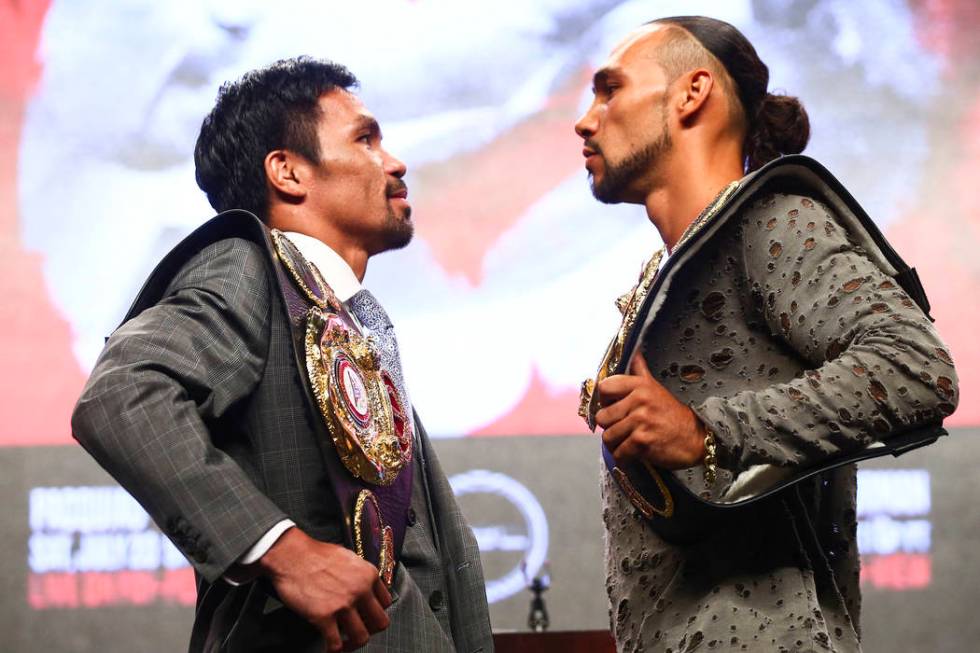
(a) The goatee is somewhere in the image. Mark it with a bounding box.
[382,204,413,250]
[591,129,671,204]
[382,178,414,250]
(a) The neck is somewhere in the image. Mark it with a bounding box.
[268,208,370,281]
[329,243,369,282]
[644,143,744,253]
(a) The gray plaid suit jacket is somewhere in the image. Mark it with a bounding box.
[72,232,492,652]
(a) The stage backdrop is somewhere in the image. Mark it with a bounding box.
[1,0,978,651]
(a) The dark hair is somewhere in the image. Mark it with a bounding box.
[651,16,809,172]
[194,57,358,218]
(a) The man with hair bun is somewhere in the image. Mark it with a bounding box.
[576,16,957,652]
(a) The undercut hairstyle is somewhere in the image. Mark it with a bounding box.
[194,57,358,219]
[651,25,740,117]
[648,16,810,172]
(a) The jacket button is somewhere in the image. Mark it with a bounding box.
[428,590,443,612]
[192,549,209,564]
[407,508,417,527]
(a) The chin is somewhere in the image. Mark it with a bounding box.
[380,213,414,251]
[591,180,623,205]
[382,231,413,253]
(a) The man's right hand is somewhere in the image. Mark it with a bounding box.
[255,527,392,652]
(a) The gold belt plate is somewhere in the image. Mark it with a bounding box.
[353,489,395,587]
[305,306,407,486]
[580,248,664,430]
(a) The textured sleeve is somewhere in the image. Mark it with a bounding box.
[71,237,288,582]
[695,193,958,472]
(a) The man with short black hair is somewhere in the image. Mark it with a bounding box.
[576,17,957,652]
[73,57,491,653]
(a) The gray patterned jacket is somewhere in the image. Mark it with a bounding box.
[72,229,492,653]
[602,161,958,653]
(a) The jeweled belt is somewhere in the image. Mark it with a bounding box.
[271,230,413,585]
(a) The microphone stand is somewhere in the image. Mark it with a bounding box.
[523,561,551,632]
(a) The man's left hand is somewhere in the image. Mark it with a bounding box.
[596,354,707,468]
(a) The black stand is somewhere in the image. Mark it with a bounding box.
[525,565,550,632]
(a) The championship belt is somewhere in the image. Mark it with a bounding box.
[270,230,412,585]
[118,214,414,584]
[578,181,738,431]
[578,247,664,431]
[581,157,947,544]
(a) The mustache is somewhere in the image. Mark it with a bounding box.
[386,179,408,196]
[584,139,602,156]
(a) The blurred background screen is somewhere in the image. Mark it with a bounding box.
[1,1,978,651]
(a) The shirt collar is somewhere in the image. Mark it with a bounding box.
[282,231,362,302]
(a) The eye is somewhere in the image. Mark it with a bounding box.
[357,134,371,144]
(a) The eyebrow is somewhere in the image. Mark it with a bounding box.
[592,66,622,90]
[353,114,381,137]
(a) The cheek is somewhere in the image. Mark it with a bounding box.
[603,106,637,146]
[357,158,387,196]
[600,122,628,157]
[364,176,386,208]
[612,120,655,156]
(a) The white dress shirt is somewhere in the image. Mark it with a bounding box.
[283,231,364,306]
[225,231,364,583]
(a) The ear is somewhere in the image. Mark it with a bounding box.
[264,149,309,201]
[675,68,714,124]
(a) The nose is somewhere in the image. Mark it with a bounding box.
[383,150,407,179]
[575,104,598,140]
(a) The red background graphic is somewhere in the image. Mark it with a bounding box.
[0,0,86,446]
[1,1,978,446]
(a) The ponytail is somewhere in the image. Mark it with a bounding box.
[745,93,810,172]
